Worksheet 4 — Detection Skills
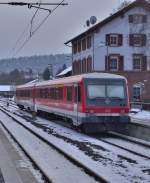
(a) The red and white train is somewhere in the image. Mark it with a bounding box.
[15,72,130,133]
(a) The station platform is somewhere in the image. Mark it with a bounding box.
[0,125,38,183]
[130,109,150,127]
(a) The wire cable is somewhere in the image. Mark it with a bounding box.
[30,0,42,37]
[11,0,42,53]
[12,0,65,57]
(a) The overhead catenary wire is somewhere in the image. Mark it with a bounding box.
[30,0,42,37]
[11,0,42,52]
[8,0,67,57]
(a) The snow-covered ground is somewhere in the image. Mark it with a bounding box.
[130,108,150,126]
[0,101,150,183]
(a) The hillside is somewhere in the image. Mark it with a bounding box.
[0,54,71,75]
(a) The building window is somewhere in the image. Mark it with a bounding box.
[110,35,118,46]
[78,59,81,74]
[87,56,92,72]
[109,56,119,71]
[129,34,146,47]
[82,38,86,51]
[77,40,81,52]
[73,42,77,54]
[133,86,141,100]
[82,58,86,73]
[87,35,92,49]
[129,14,147,24]
[73,60,77,75]
[133,55,142,71]
[106,34,123,46]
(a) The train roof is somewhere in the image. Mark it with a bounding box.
[16,73,126,89]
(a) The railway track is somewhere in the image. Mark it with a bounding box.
[0,106,108,183]
[0,102,150,182]
[93,132,150,159]
[7,105,150,159]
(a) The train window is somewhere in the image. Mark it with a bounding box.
[74,85,81,103]
[55,88,59,100]
[67,87,72,101]
[44,88,48,98]
[37,89,40,98]
[107,85,125,99]
[40,89,43,98]
[58,87,63,100]
[88,85,106,99]
[49,88,51,98]
[50,88,55,99]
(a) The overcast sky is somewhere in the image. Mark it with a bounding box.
[0,0,134,59]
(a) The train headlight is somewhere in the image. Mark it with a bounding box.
[89,110,95,113]
[120,109,125,114]
[85,109,95,113]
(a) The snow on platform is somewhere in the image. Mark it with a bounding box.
[130,109,150,127]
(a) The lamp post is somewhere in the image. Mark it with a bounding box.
[96,41,109,71]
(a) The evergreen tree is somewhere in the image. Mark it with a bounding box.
[62,63,67,70]
[43,67,50,80]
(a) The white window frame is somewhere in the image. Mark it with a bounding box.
[109,56,119,71]
[110,34,119,46]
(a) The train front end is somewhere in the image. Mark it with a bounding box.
[82,74,130,133]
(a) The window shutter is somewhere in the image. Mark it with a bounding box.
[106,34,110,46]
[143,15,147,23]
[129,34,134,46]
[142,34,146,46]
[142,56,147,71]
[119,56,124,71]
[129,15,133,23]
[118,34,123,46]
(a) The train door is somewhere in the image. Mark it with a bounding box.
[74,84,78,125]
[74,84,81,126]
[32,84,37,112]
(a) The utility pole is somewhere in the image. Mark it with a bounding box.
[48,64,53,80]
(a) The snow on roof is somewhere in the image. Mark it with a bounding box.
[56,66,72,76]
